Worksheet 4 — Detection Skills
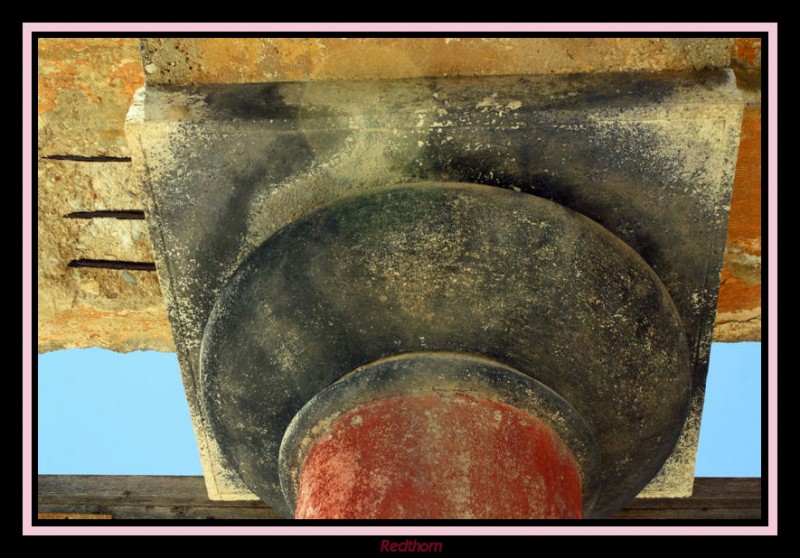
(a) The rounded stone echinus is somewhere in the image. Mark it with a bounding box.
[199,182,692,519]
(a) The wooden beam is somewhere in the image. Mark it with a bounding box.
[612,477,762,520]
[37,475,761,520]
[37,475,282,520]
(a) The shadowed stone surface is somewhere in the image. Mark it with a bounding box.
[36,38,761,355]
[295,394,584,519]
[127,70,741,503]
[280,355,600,518]
[203,185,690,517]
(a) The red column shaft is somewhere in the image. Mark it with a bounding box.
[295,393,583,519]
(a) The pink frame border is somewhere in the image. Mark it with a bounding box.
[24,23,777,536]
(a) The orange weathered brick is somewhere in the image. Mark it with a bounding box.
[717,105,761,322]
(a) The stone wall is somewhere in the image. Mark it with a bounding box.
[37,37,762,353]
[715,38,762,342]
[38,38,173,353]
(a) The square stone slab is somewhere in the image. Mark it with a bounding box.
[126,70,742,503]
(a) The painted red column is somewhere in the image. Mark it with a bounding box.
[295,393,583,519]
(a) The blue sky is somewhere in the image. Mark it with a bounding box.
[37,342,761,477]
[38,349,201,475]
[695,342,762,476]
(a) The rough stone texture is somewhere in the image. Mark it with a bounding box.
[36,38,761,354]
[37,158,173,353]
[713,38,762,343]
[203,185,691,517]
[295,394,583,519]
[128,71,741,505]
[714,107,761,342]
[37,38,174,353]
[140,38,734,85]
[280,354,601,516]
[38,38,144,157]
